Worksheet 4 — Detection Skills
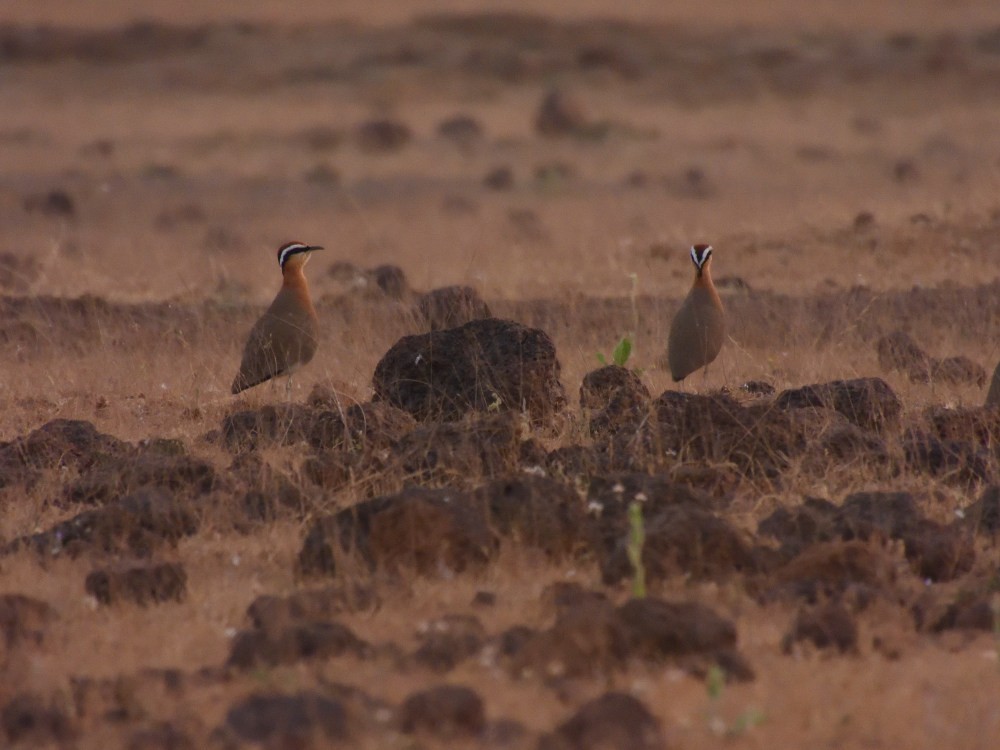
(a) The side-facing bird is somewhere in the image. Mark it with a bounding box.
[231,241,322,395]
[667,244,726,383]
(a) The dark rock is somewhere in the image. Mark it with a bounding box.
[876,330,930,378]
[538,692,664,750]
[247,584,378,632]
[370,264,409,299]
[757,497,840,556]
[126,722,194,750]
[437,114,484,145]
[930,355,987,386]
[413,614,485,673]
[475,475,589,558]
[225,692,349,744]
[903,431,994,485]
[372,317,566,424]
[644,391,804,476]
[0,594,57,659]
[782,602,858,653]
[741,380,776,396]
[308,400,416,452]
[600,504,756,585]
[508,596,625,679]
[484,166,514,190]
[221,403,317,452]
[356,118,412,152]
[228,453,305,523]
[0,418,130,488]
[416,285,493,331]
[922,405,1000,448]
[472,591,496,607]
[85,562,187,606]
[581,365,650,438]
[7,487,198,559]
[64,451,216,505]
[23,189,75,217]
[535,89,591,137]
[399,684,485,738]
[801,422,893,475]
[391,412,522,486]
[227,620,370,669]
[775,378,901,434]
[297,486,496,578]
[1,693,76,745]
[767,540,898,602]
[616,598,737,658]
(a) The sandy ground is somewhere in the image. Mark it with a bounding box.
[1,2,1000,748]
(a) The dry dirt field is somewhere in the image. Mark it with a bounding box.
[2,1,1000,748]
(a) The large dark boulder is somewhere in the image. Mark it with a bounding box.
[372,317,566,424]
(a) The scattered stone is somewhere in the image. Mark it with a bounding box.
[782,602,858,653]
[416,285,492,331]
[437,114,484,145]
[876,330,930,378]
[535,89,591,137]
[372,318,566,424]
[308,400,416,453]
[370,264,409,299]
[247,584,378,632]
[741,380,776,397]
[224,692,349,745]
[392,412,522,485]
[903,430,995,485]
[600,504,756,585]
[399,684,485,739]
[538,692,664,750]
[227,620,370,669]
[484,166,514,190]
[0,594,57,660]
[23,189,75,217]
[356,118,412,152]
[297,486,496,578]
[475,475,590,558]
[931,355,987,386]
[413,614,486,673]
[85,562,187,606]
[0,418,130,488]
[7,486,198,559]
[616,598,737,659]
[126,722,194,750]
[775,377,902,434]
[221,403,317,452]
[64,450,216,505]
[1,693,76,745]
[580,365,650,438]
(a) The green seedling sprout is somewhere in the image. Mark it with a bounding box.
[627,500,646,599]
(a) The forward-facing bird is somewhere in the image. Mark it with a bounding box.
[231,241,322,395]
[667,244,726,383]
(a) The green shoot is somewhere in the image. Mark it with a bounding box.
[627,500,646,599]
[612,335,633,367]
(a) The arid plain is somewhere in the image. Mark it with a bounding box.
[2,1,1000,748]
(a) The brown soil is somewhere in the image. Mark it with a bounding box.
[2,2,1000,748]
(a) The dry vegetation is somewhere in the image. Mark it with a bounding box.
[2,1,1000,748]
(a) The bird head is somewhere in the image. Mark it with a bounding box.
[277,242,323,270]
[689,244,713,276]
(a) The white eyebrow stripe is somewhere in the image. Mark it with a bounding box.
[278,243,309,267]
